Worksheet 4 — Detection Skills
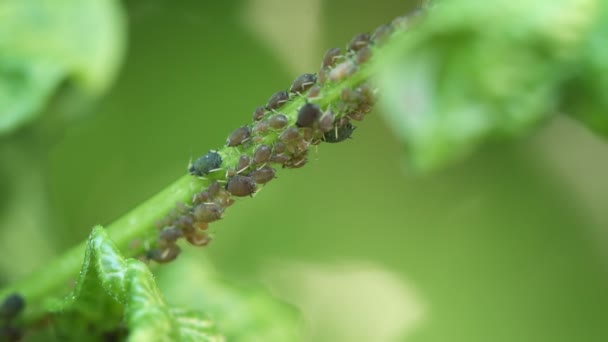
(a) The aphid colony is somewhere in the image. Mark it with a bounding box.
[1,293,25,342]
[145,15,408,263]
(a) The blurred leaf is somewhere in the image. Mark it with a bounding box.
[0,0,125,135]
[377,0,603,170]
[47,227,223,342]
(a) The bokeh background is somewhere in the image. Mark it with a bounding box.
[2,0,608,341]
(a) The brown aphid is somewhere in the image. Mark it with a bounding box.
[268,114,288,129]
[226,168,237,178]
[147,244,181,264]
[270,153,290,164]
[307,85,321,98]
[194,190,210,203]
[226,126,251,147]
[252,145,272,165]
[194,221,209,230]
[226,175,257,197]
[322,47,342,68]
[348,33,371,51]
[236,155,251,173]
[273,142,287,154]
[329,61,357,82]
[208,182,221,198]
[347,111,366,121]
[252,106,265,121]
[266,90,289,110]
[319,111,335,132]
[249,166,276,184]
[300,127,314,141]
[174,214,194,230]
[284,155,307,169]
[159,226,183,243]
[186,232,211,247]
[371,24,392,45]
[355,46,373,64]
[341,88,363,102]
[193,203,224,222]
[218,196,235,208]
[253,120,270,135]
[289,73,317,93]
[317,67,328,85]
[296,103,322,128]
[279,127,301,143]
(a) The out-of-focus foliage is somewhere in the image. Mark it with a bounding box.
[378,0,608,170]
[0,0,125,135]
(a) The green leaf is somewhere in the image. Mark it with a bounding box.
[377,0,603,170]
[0,0,125,135]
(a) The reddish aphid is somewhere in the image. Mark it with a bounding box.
[347,33,371,52]
[268,114,288,129]
[266,91,289,110]
[279,127,301,143]
[226,126,251,147]
[226,175,257,197]
[322,47,342,68]
[193,203,224,222]
[296,103,322,128]
[249,166,276,184]
[252,106,265,121]
[289,73,317,94]
[252,145,272,165]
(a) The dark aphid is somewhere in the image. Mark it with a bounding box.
[193,203,224,222]
[279,127,301,143]
[249,166,276,184]
[208,182,221,198]
[237,155,251,173]
[307,85,321,98]
[355,46,373,64]
[189,151,222,176]
[159,227,183,243]
[371,24,392,45]
[0,293,25,320]
[252,145,272,165]
[186,232,211,247]
[194,190,210,203]
[329,61,357,82]
[147,244,181,264]
[226,175,256,197]
[296,103,322,128]
[323,122,357,143]
[347,33,371,51]
[319,111,335,132]
[273,142,287,154]
[252,106,265,121]
[289,73,317,94]
[253,120,270,135]
[322,47,342,68]
[266,91,289,110]
[268,114,288,129]
[226,126,251,147]
[317,67,328,85]
[270,154,290,164]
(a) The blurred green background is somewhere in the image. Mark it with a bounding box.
[2,0,608,341]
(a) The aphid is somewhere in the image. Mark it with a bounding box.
[323,122,356,143]
[252,120,270,135]
[347,33,371,51]
[329,61,357,82]
[189,151,222,176]
[174,214,194,230]
[252,145,272,165]
[226,126,251,147]
[0,293,25,320]
[249,166,276,184]
[226,168,237,178]
[208,182,221,198]
[186,232,211,247]
[268,114,288,129]
[296,103,322,128]
[318,111,335,132]
[266,91,289,110]
[307,85,321,98]
[371,24,392,45]
[300,127,314,141]
[341,88,363,102]
[355,46,372,64]
[147,244,181,264]
[226,175,256,197]
[289,73,317,94]
[322,47,342,68]
[279,127,301,143]
[252,106,265,121]
[193,203,224,222]
[217,196,235,208]
[273,142,287,154]
[347,111,366,121]
[284,155,307,169]
[270,154,290,164]
[237,155,251,173]
[317,68,328,85]
[194,190,210,203]
[159,227,183,243]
